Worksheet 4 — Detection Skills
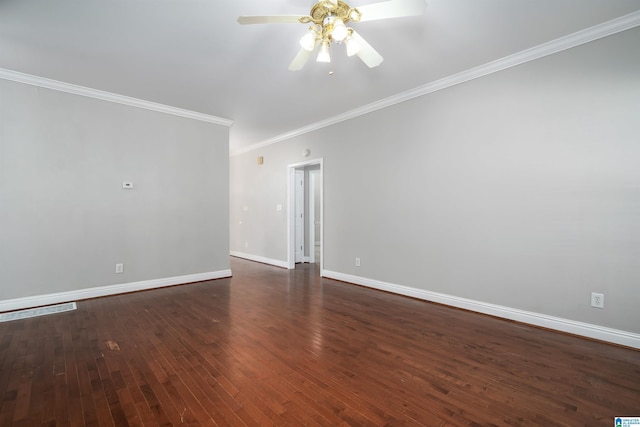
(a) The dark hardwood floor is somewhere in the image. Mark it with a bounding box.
[1,257,638,426]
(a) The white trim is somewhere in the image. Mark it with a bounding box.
[230,10,640,156]
[308,170,319,264]
[0,270,232,313]
[321,270,640,350]
[0,68,233,127]
[287,167,296,269]
[230,251,288,269]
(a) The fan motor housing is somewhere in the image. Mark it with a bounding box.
[309,1,355,24]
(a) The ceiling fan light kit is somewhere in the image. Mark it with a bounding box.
[238,0,427,71]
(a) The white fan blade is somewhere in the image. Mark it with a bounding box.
[356,0,427,22]
[237,15,306,25]
[350,30,383,68]
[289,43,317,71]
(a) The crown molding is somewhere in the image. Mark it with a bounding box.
[0,68,233,127]
[230,10,640,156]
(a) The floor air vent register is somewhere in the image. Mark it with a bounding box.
[0,302,77,322]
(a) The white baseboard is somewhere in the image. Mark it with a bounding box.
[0,269,232,313]
[230,251,288,269]
[321,270,640,350]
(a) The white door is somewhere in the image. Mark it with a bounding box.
[295,170,305,263]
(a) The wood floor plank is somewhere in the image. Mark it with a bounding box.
[1,258,639,426]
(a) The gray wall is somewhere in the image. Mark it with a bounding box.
[230,28,640,334]
[0,79,230,300]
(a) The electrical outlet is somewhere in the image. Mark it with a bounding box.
[115,263,124,274]
[355,257,361,267]
[591,292,604,309]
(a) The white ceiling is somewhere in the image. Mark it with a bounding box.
[1,0,639,153]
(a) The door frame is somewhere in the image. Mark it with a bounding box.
[308,169,320,264]
[287,158,323,271]
[294,169,305,263]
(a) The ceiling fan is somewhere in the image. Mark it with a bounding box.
[238,0,427,71]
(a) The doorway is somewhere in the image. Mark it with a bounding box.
[287,158,323,272]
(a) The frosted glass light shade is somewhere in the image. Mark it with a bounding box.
[345,36,360,56]
[299,28,317,51]
[331,18,348,42]
[317,41,331,63]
